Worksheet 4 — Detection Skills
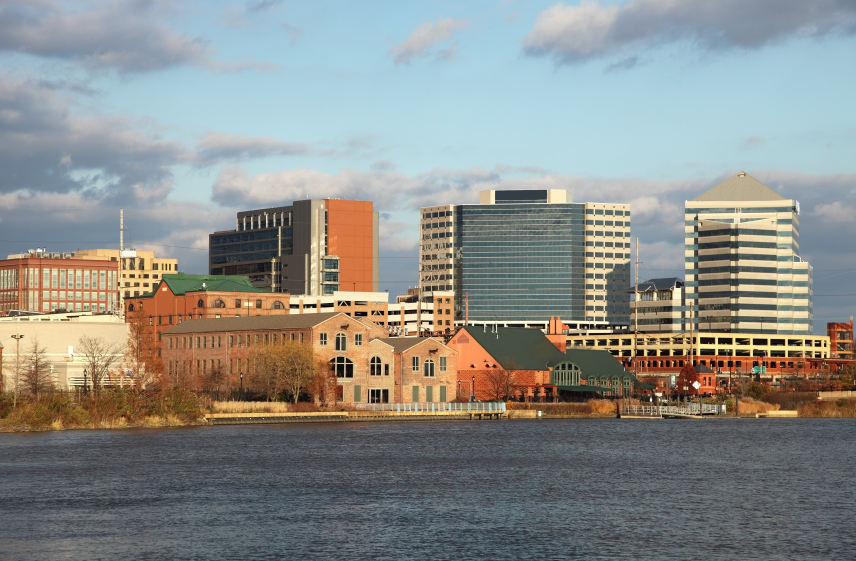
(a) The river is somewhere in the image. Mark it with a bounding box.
[1,419,854,560]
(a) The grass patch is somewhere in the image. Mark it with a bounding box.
[0,389,205,432]
[798,398,856,418]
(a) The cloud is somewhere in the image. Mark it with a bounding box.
[195,132,310,165]
[281,22,304,45]
[210,167,421,210]
[247,0,284,12]
[0,0,278,74]
[523,0,856,65]
[0,0,212,74]
[0,78,190,195]
[0,189,230,274]
[741,136,768,149]
[809,201,855,223]
[388,18,468,64]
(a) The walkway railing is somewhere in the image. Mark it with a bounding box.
[355,402,507,413]
[623,404,727,416]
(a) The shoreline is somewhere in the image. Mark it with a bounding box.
[5,411,854,432]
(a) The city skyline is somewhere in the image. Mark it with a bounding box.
[0,1,854,331]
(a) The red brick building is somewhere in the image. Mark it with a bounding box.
[161,312,458,404]
[447,320,650,401]
[124,273,290,343]
[828,318,854,360]
[0,250,119,314]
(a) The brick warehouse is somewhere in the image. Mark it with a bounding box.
[161,312,457,404]
[124,273,290,343]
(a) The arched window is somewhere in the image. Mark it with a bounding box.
[550,361,581,386]
[128,303,135,312]
[272,301,285,309]
[197,299,205,308]
[335,333,347,351]
[424,359,435,377]
[331,356,354,378]
[370,356,382,376]
[213,300,225,308]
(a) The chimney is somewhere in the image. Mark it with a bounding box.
[546,315,567,353]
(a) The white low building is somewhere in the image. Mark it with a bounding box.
[0,320,129,393]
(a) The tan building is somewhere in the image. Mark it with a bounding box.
[289,289,455,336]
[161,312,457,404]
[72,249,178,299]
[567,331,831,384]
[685,173,812,334]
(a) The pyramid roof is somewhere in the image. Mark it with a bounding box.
[692,173,788,202]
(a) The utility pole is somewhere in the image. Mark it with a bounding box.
[11,334,24,407]
[119,209,125,320]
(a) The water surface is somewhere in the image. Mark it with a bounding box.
[1,419,854,560]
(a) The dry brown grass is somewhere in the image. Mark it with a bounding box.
[210,401,294,414]
[506,399,618,416]
[735,398,780,414]
[798,398,856,418]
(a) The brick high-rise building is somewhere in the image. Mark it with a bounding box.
[209,199,379,296]
[828,318,854,360]
[0,249,119,314]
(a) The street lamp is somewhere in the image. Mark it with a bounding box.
[239,371,244,401]
[83,369,89,396]
[470,375,475,403]
[11,334,24,408]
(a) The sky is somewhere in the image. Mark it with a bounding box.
[1,0,855,332]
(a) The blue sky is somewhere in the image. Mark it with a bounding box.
[1,0,855,330]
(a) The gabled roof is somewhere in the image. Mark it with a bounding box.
[692,173,788,202]
[563,348,651,386]
[163,312,346,334]
[159,273,264,296]
[375,337,451,354]
[459,326,567,371]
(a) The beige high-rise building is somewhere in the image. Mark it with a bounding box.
[72,249,178,299]
[685,172,812,335]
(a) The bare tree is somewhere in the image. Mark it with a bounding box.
[124,306,161,391]
[308,358,338,407]
[248,341,317,403]
[201,362,228,401]
[23,338,54,399]
[78,335,125,393]
[484,364,517,401]
[281,341,316,404]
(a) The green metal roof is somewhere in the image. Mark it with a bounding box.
[563,348,656,389]
[158,273,264,296]
[460,326,568,371]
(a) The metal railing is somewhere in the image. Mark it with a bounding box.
[623,404,727,416]
[355,402,507,413]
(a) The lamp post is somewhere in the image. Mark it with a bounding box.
[11,334,24,408]
[239,371,244,401]
[83,369,89,396]
[470,375,475,403]
[457,379,461,400]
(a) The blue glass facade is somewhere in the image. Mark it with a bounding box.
[458,203,586,322]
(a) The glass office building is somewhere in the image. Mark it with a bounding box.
[685,172,812,335]
[420,189,631,329]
